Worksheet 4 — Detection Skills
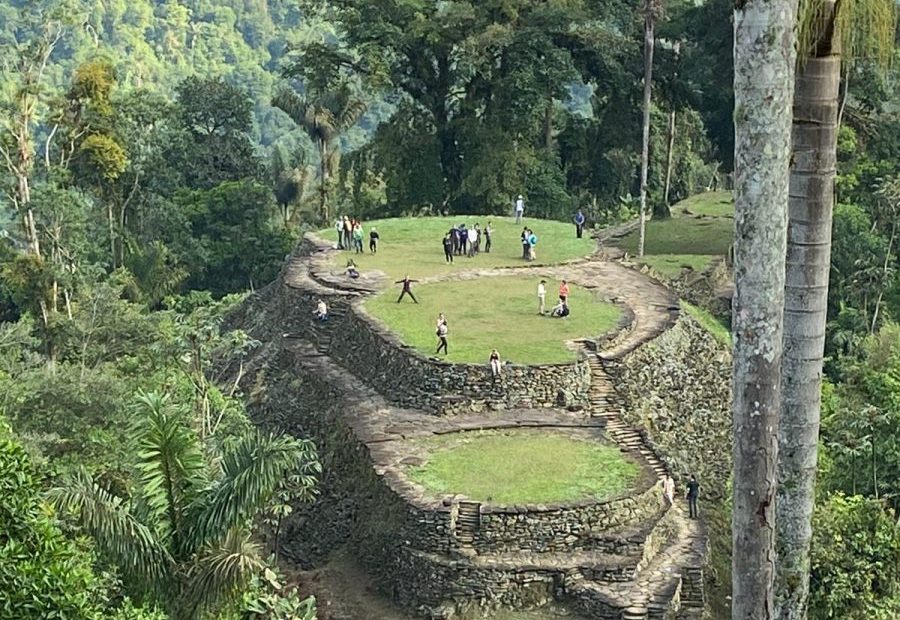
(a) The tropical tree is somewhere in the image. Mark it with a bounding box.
[272,85,366,223]
[776,1,895,617]
[50,392,320,620]
[731,0,797,617]
[637,0,663,257]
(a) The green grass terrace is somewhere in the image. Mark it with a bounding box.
[364,275,623,364]
[405,429,641,505]
[318,215,594,280]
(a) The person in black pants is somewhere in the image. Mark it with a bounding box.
[435,322,448,354]
[686,474,700,519]
[458,225,468,256]
[369,227,380,253]
[442,232,454,263]
[484,221,492,253]
[396,275,419,303]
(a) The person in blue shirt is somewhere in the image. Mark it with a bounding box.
[573,209,586,238]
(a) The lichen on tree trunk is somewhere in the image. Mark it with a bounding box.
[732,0,798,618]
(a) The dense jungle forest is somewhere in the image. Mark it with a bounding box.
[0,0,899,619]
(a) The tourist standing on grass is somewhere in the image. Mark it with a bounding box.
[335,216,345,249]
[435,321,448,355]
[514,194,525,223]
[450,227,460,255]
[468,225,479,257]
[342,216,352,250]
[521,227,530,259]
[458,224,468,256]
[484,221,493,253]
[352,221,364,253]
[473,223,482,254]
[527,230,537,261]
[573,209,586,239]
[395,275,419,303]
[369,227,379,253]
[489,349,502,378]
[686,475,700,519]
[662,475,675,505]
[558,280,570,303]
[537,279,547,315]
[442,232,454,263]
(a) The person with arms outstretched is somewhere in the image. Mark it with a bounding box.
[396,275,419,303]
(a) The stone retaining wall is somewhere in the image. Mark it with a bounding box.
[610,313,732,500]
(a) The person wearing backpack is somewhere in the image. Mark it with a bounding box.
[527,230,538,261]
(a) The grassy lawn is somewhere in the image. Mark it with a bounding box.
[673,191,733,217]
[406,429,641,504]
[365,275,622,364]
[638,254,714,278]
[681,300,732,347]
[318,216,593,280]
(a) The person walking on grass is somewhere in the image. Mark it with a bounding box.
[489,349,502,378]
[558,280,570,304]
[484,221,493,253]
[662,474,675,506]
[514,194,525,223]
[435,321,448,355]
[369,227,379,253]
[442,232,454,263]
[352,221,364,254]
[573,209,586,239]
[686,474,700,519]
[395,275,419,303]
[537,279,547,315]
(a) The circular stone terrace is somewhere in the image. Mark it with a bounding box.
[268,215,706,619]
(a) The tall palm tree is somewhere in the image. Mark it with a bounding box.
[272,86,367,223]
[776,1,895,617]
[50,392,320,620]
[637,0,663,257]
[731,0,797,617]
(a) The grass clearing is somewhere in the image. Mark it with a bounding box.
[318,216,593,280]
[638,254,715,278]
[681,300,732,347]
[406,429,641,504]
[365,275,622,364]
[673,191,734,217]
[616,217,733,256]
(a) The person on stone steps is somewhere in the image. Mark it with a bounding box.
[396,275,419,303]
[662,474,675,505]
[686,474,700,519]
[489,349,502,378]
[314,299,328,322]
[435,321,448,355]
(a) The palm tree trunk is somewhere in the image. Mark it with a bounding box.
[663,108,676,206]
[318,138,328,223]
[775,3,840,618]
[637,1,655,258]
[732,0,797,617]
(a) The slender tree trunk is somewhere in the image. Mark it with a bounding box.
[637,1,656,257]
[318,139,328,223]
[544,100,554,151]
[663,108,677,206]
[107,202,117,270]
[732,0,797,617]
[776,5,840,618]
[869,220,895,333]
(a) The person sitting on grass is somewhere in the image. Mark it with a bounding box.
[489,349,502,378]
[396,275,419,303]
[345,260,359,279]
[550,299,569,318]
[314,299,328,322]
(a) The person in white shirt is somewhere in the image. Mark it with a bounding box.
[537,279,547,315]
[335,217,344,249]
[467,226,479,257]
[514,195,525,223]
[314,299,328,321]
[662,475,675,505]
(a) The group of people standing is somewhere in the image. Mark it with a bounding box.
[662,474,701,519]
[335,216,379,254]
[521,227,538,261]
[442,222,492,263]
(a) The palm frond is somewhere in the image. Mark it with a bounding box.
[179,527,264,620]
[133,391,208,553]
[187,432,319,550]
[48,469,172,586]
[798,0,895,66]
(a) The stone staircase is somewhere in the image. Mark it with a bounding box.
[455,501,481,549]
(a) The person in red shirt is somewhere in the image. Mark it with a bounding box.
[558,280,570,303]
